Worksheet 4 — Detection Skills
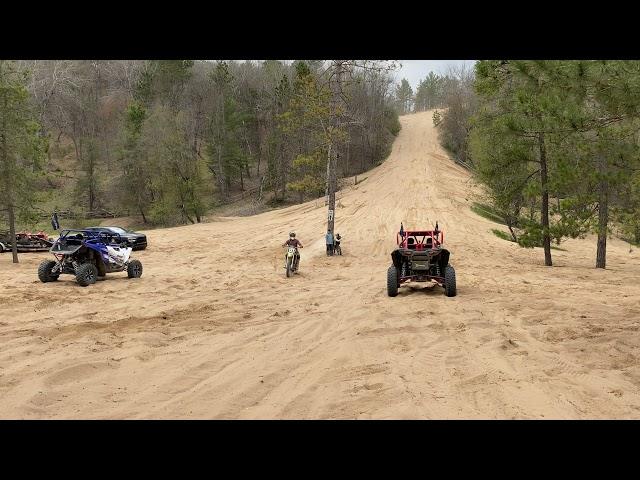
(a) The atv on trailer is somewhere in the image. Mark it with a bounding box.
[0,230,54,253]
[38,229,143,287]
[387,224,456,297]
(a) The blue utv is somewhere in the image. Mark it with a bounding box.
[38,229,143,287]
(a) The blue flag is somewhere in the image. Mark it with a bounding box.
[399,222,404,237]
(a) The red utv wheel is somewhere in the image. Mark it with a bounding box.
[387,265,399,297]
[444,265,456,297]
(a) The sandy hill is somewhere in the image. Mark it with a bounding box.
[1,111,639,419]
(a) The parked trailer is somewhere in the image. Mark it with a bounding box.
[0,231,55,253]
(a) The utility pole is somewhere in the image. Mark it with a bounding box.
[324,60,399,234]
[327,60,344,235]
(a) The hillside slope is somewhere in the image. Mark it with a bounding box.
[1,111,639,419]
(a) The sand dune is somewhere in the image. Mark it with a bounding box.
[1,111,639,419]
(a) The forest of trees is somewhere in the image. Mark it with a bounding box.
[409,60,640,270]
[390,67,477,165]
[5,59,639,271]
[0,60,401,241]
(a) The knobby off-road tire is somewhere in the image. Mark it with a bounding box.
[444,265,457,297]
[127,260,143,278]
[38,260,59,283]
[387,265,399,297]
[76,263,98,287]
[286,257,293,278]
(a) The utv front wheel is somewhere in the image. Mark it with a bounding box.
[127,260,143,278]
[444,265,457,297]
[387,265,399,297]
[76,263,98,287]
[38,260,59,283]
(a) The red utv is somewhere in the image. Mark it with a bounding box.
[387,224,456,297]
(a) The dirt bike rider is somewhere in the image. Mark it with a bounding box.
[283,232,303,268]
[334,233,341,253]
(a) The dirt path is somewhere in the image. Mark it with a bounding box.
[1,111,639,419]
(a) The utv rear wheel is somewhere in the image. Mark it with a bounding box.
[76,263,98,287]
[387,265,399,297]
[444,265,457,297]
[127,260,143,278]
[38,260,59,283]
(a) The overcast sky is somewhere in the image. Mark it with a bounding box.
[253,60,476,91]
[394,60,476,90]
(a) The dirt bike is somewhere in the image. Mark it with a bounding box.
[334,242,342,255]
[284,246,300,277]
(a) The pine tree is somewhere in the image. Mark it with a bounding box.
[414,72,443,111]
[394,78,413,114]
[472,60,588,265]
[0,60,47,263]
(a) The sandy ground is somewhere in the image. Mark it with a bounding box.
[1,111,640,419]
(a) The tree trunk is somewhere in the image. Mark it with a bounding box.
[8,201,18,263]
[139,205,147,224]
[0,82,18,264]
[539,134,552,266]
[596,154,609,269]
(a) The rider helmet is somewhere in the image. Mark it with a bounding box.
[289,232,296,238]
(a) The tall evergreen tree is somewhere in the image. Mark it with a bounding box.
[0,60,47,263]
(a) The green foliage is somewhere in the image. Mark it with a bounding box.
[415,72,445,111]
[471,202,507,225]
[471,60,640,266]
[491,228,513,242]
[394,78,413,114]
[17,60,400,228]
[492,227,567,250]
[385,106,401,137]
[0,61,48,235]
[432,110,442,126]
[614,170,640,244]
[436,66,477,166]
[286,151,326,199]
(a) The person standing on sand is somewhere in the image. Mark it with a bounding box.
[325,230,334,256]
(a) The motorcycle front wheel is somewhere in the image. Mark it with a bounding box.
[286,257,293,278]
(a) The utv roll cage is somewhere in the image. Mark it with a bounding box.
[396,229,444,251]
[50,229,126,255]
